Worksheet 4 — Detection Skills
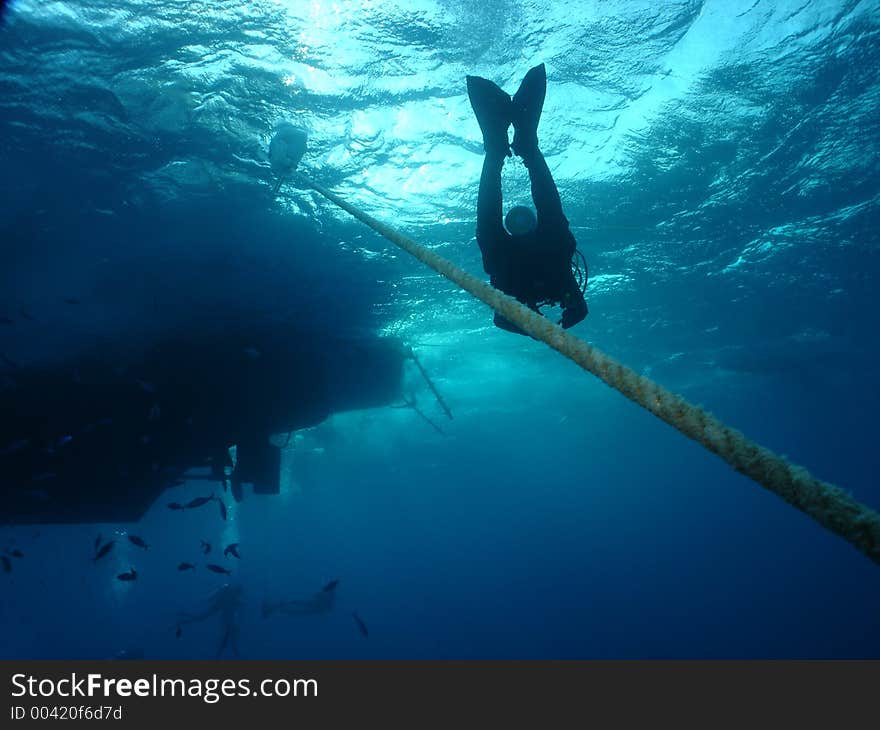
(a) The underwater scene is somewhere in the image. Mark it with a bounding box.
[1,0,879,659]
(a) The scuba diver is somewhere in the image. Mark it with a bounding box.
[467,63,589,335]
[262,579,339,618]
[177,583,244,657]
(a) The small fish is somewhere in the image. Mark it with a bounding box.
[136,379,156,393]
[117,568,137,582]
[93,540,115,562]
[217,499,227,521]
[175,625,182,638]
[167,502,184,511]
[1,353,19,369]
[139,435,152,445]
[185,495,214,509]
[223,543,240,559]
[206,564,231,575]
[6,549,24,558]
[63,297,81,305]
[322,579,340,593]
[128,535,149,550]
[31,472,56,482]
[243,347,261,360]
[171,479,186,487]
[1,555,11,573]
[177,562,195,571]
[94,534,102,552]
[148,404,161,421]
[200,540,211,555]
[352,612,369,638]
[18,306,34,321]
[57,435,74,447]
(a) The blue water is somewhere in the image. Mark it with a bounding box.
[1,0,879,658]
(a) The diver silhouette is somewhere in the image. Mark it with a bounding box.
[177,583,244,657]
[467,63,588,335]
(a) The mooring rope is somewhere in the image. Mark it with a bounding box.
[300,174,880,566]
[405,347,454,420]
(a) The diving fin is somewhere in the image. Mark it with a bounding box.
[511,63,546,157]
[466,75,512,157]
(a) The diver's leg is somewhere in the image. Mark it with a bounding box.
[511,64,546,157]
[477,152,507,252]
[216,627,231,658]
[509,64,568,229]
[468,75,512,267]
[521,148,569,230]
[230,627,241,658]
[217,624,240,658]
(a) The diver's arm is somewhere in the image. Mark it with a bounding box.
[560,271,588,329]
[476,153,510,274]
[177,607,216,625]
[561,294,588,328]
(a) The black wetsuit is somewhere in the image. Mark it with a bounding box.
[477,148,588,333]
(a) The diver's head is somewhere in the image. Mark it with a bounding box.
[505,205,537,236]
